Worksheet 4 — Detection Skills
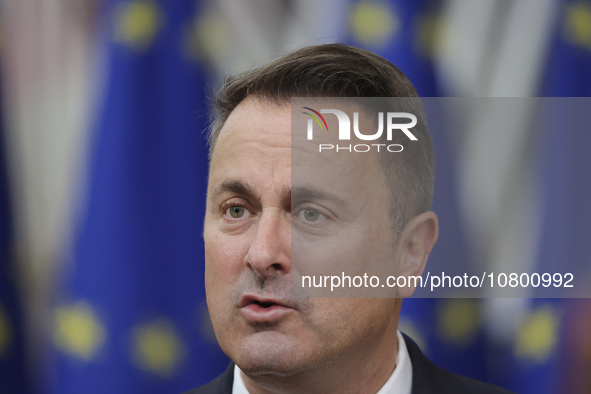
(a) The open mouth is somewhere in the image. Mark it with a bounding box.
[252,300,276,308]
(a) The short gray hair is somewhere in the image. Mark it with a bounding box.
[207,44,434,230]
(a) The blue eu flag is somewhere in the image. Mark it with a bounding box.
[0,77,28,394]
[541,0,591,97]
[495,1,591,392]
[346,0,488,383]
[47,1,229,393]
[347,0,442,96]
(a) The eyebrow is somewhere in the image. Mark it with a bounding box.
[210,180,292,205]
[210,181,345,209]
[211,180,259,202]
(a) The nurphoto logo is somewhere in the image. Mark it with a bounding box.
[302,107,418,153]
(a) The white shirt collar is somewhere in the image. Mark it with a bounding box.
[232,364,249,394]
[232,330,412,394]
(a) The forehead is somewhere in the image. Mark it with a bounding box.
[208,97,387,201]
[207,97,291,196]
[291,100,385,191]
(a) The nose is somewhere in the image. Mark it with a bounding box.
[244,209,291,278]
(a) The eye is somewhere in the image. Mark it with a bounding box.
[295,207,328,224]
[302,209,321,222]
[224,205,251,219]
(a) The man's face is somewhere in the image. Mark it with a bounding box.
[204,97,400,376]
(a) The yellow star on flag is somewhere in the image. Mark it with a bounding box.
[437,299,480,347]
[350,1,399,48]
[514,304,559,363]
[113,0,162,51]
[53,301,106,361]
[131,318,185,378]
[563,1,591,50]
[184,7,230,63]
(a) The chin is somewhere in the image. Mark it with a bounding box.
[232,331,309,377]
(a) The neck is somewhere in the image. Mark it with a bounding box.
[241,321,399,394]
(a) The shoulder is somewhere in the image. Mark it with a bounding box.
[402,333,515,394]
[182,363,234,394]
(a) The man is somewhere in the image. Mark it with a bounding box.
[188,44,513,394]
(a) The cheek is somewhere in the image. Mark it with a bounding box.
[309,299,395,345]
[204,230,250,283]
[294,230,388,278]
[204,230,251,322]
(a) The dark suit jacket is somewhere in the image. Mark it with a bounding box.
[185,333,514,394]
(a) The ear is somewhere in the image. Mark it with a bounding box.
[396,211,438,298]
